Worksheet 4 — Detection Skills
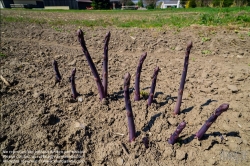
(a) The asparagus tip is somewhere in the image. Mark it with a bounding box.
[77,29,83,37]
[72,68,76,75]
[124,73,131,83]
[106,31,111,37]
[187,41,193,50]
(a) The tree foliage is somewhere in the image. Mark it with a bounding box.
[91,0,110,9]
[145,0,157,9]
[199,0,250,7]
[120,0,135,6]
[138,0,144,7]
[186,0,197,8]
[180,0,186,7]
[212,0,230,7]
[156,1,162,8]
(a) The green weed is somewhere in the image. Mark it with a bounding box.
[201,50,211,55]
[236,15,250,23]
[52,26,63,32]
[238,34,244,39]
[170,47,175,50]
[202,37,211,42]
[0,52,5,57]
[140,91,149,99]
[211,30,217,35]
[176,138,183,147]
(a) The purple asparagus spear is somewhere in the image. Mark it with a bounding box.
[142,137,149,148]
[134,52,147,101]
[168,121,186,145]
[147,67,160,106]
[77,29,105,100]
[124,73,136,142]
[102,31,111,97]
[69,68,78,100]
[173,41,193,115]
[53,60,62,85]
[195,103,229,140]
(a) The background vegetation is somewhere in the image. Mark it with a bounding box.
[91,0,110,10]
[181,0,250,8]
[1,6,250,28]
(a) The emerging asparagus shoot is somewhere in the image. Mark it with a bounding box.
[142,137,149,148]
[173,41,193,115]
[77,29,105,100]
[168,121,186,145]
[195,103,229,140]
[102,31,111,97]
[134,52,147,101]
[53,60,62,85]
[147,66,160,106]
[69,68,78,100]
[124,73,136,142]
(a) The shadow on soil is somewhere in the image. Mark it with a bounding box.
[182,106,194,114]
[159,94,177,107]
[182,131,240,144]
[142,112,162,132]
[201,99,218,107]
[110,87,134,100]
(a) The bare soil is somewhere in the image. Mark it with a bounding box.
[1,10,250,166]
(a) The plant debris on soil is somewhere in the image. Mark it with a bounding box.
[0,9,250,166]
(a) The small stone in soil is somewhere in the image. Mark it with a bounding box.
[74,122,85,129]
[208,158,216,165]
[168,117,177,126]
[236,76,244,81]
[229,74,234,79]
[116,157,124,166]
[48,141,54,146]
[175,45,183,51]
[162,147,173,158]
[227,85,238,93]
[78,97,83,102]
[68,106,74,111]
[175,150,186,161]
[33,91,39,98]
[68,59,76,66]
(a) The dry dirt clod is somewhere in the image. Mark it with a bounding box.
[33,91,40,98]
[117,157,124,166]
[175,45,183,51]
[227,85,239,93]
[168,117,178,126]
[175,150,186,161]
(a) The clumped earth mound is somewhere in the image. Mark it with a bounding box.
[1,13,250,166]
